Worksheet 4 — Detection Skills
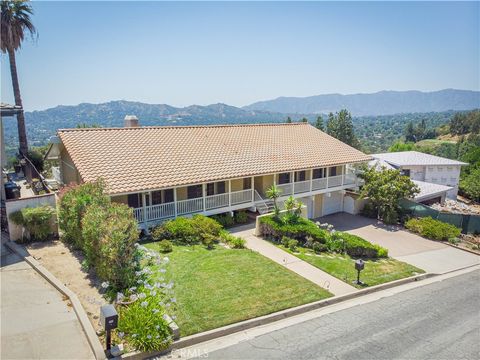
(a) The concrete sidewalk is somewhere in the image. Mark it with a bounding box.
[229,225,357,296]
[1,234,95,360]
[321,213,480,274]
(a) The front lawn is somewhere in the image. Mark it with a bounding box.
[279,246,424,289]
[145,243,332,336]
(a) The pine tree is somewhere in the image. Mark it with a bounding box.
[315,116,324,131]
[405,121,416,142]
[286,116,292,123]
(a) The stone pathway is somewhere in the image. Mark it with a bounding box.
[229,225,357,296]
[1,233,95,360]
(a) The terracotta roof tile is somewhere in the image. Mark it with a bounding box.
[58,123,371,195]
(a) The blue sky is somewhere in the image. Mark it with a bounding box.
[1,1,479,111]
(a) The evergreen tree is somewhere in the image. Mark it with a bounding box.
[286,116,292,123]
[315,116,324,131]
[326,109,359,148]
[300,117,308,123]
[405,121,416,142]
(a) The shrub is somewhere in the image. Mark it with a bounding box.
[288,239,299,251]
[212,213,235,228]
[327,231,388,258]
[312,242,327,254]
[9,205,56,242]
[151,215,223,245]
[259,215,329,244]
[58,180,109,248]
[281,236,293,247]
[234,210,248,224]
[82,203,139,290]
[360,202,377,219]
[219,231,246,249]
[201,233,216,249]
[405,217,461,241]
[158,240,173,253]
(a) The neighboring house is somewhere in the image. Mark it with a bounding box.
[45,117,371,229]
[371,151,467,202]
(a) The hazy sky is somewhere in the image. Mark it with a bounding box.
[1,1,479,111]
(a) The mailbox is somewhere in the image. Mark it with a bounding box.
[100,304,118,331]
[355,259,365,272]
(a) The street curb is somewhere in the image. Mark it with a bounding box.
[5,241,106,360]
[120,272,433,360]
[444,241,480,256]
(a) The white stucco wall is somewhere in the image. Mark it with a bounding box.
[424,165,461,199]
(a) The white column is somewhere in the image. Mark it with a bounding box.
[326,167,329,188]
[291,171,295,194]
[251,176,255,202]
[228,180,232,208]
[202,183,207,212]
[310,169,313,192]
[142,192,147,224]
[173,188,178,218]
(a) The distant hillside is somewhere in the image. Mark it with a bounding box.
[2,101,308,154]
[244,89,480,116]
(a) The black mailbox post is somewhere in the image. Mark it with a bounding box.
[100,304,118,351]
[354,259,365,285]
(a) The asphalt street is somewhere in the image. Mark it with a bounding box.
[204,270,480,360]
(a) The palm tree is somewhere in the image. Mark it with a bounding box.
[1,0,37,160]
[266,184,281,218]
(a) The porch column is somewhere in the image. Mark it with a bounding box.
[309,169,313,192]
[251,176,255,202]
[291,171,295,195]
[142,192,147,224]
[341,165,345,185]
[202,183,206,212]
[173,188,178,218]
[326,167,330,188]
[228,180,232,208]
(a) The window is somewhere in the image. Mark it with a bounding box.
[431,177,438,182]
[243,178,252,189]
[278,173,291,184]
[128,193,142,208]
[428,166,434,171]
[295,171,306,182]
[447,167,453,171]
[438,167,443,172]
[164,189,174,203]
[151,191,162,205]
[402,169,411,177]
[217,181,226,194]
[450,177,456,183]
[329,167,337,177]
[441,178,447,183]
[206,183,214,196]
[188,185,203,199]
[312,168,325,179]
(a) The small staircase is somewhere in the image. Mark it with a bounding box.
[254,190,276,215]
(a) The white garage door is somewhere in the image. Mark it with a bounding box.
[322,192,344,216]
[343,196,355,215]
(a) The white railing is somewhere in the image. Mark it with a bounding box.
[277,183,293,196]
[146,202,175,221]
[205,193,229,210]
[177,197,203,215]
[231,189,253,205]
[311,177,327,191]
[328,175,343,188]
[133,208,144,222]
[293,180,310,194]
[343,173,356,186]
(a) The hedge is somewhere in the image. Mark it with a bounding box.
[259,216,329,243]
[259,215,388,258]
[9,205,56,243]
[405,217,461,241]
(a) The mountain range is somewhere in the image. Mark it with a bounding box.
[2,89,479,154]
[244,89,480,116]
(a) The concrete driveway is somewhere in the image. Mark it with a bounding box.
[1,234,94,360]
[319,213,480,274]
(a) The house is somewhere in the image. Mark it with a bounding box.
[371,151,467,202]
[45,117,371,229]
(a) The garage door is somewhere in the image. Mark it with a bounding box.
[322,192,344,216]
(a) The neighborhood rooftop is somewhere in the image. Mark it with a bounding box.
[55,123,371,195]
[372,151,468,167]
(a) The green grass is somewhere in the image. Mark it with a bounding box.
[416,138,456,145]
[145,243,332,336]
[279,246,424,289]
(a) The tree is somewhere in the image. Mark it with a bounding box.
[300,117,308,123]
[286,116,292,123]
[266,184,281,218]
[1,1,37,160]
[325,109,360,148]
[388,141,415,152]
[358,166,419,224]
[415,118,426,140]
[315,116,324,131]
[405,121,416,142]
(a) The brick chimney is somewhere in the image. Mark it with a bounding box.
[124,115,139,127]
